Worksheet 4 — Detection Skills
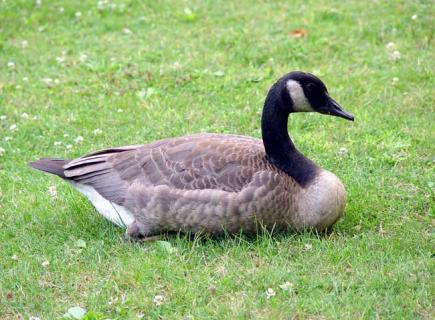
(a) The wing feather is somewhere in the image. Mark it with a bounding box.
[63,134,267,205]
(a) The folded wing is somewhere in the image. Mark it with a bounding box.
[63,134,267,206]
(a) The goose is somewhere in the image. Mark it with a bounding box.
[30,71,354,240]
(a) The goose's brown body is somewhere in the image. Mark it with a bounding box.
[59,133,345,236]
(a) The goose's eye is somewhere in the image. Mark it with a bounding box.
[306,83,316,92]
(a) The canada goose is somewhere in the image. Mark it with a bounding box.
[30,71,354,240]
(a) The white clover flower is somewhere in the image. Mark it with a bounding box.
[265,288,276,299]
[117,108,124,113]
[304,243,313,250]
[23,76,29,82]
[42,78,53,87]
[411,14,417,20]
[392,77,399,84]
[97,0,110,10]
[35,0,42,6]
[93,128,103,135]
[59,7,64,13]
[385,42,395,50]
[0,147,5,156]
[279,281,294,291]
[79,53,88,63]
[11,254,19,261]
[123,28,132,34]
[121,293,127,304]
[152,294,164,306]
[7,61,15,69]
[63,307,86,319]
[390,50,401,60]
[54,78,60,85]
[138,87,155,99]
[54,141,62,146]
[63,133,69,137]
[0,115,6,120]
[56,56,65,64]
[9,124,17,131]
[74,136,84,144]
[21,40,28,48]
[75,11,82,18]
[41,260,50,267]
[137,90,146,99]
[4,136,12,141]
[29,317,41,320]
[48,185,57,198]
[21,112,29,119]
[338,147,348,157]
[66,144,73,150]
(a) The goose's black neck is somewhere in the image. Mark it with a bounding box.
[261,85,318,187]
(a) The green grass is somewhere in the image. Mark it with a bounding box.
[1,0,434,319]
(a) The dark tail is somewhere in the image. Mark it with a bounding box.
[29,158,70,178]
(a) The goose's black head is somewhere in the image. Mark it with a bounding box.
[274,71,354,121]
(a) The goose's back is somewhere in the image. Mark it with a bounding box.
[65,134,269,196]
[131,133,269,192]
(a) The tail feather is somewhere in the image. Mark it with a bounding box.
[29,158,70,178]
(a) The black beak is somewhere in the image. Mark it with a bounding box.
[321,96,354,121]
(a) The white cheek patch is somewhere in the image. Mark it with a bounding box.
[286,80,314,112]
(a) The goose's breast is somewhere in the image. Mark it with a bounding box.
[295,170,347,230]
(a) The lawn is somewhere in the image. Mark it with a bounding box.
[0,0,434,319]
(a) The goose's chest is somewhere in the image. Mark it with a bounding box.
[294,170,347,230]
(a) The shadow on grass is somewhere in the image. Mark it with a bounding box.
[129,224,346,248]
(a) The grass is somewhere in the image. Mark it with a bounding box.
[0,0,434,318]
